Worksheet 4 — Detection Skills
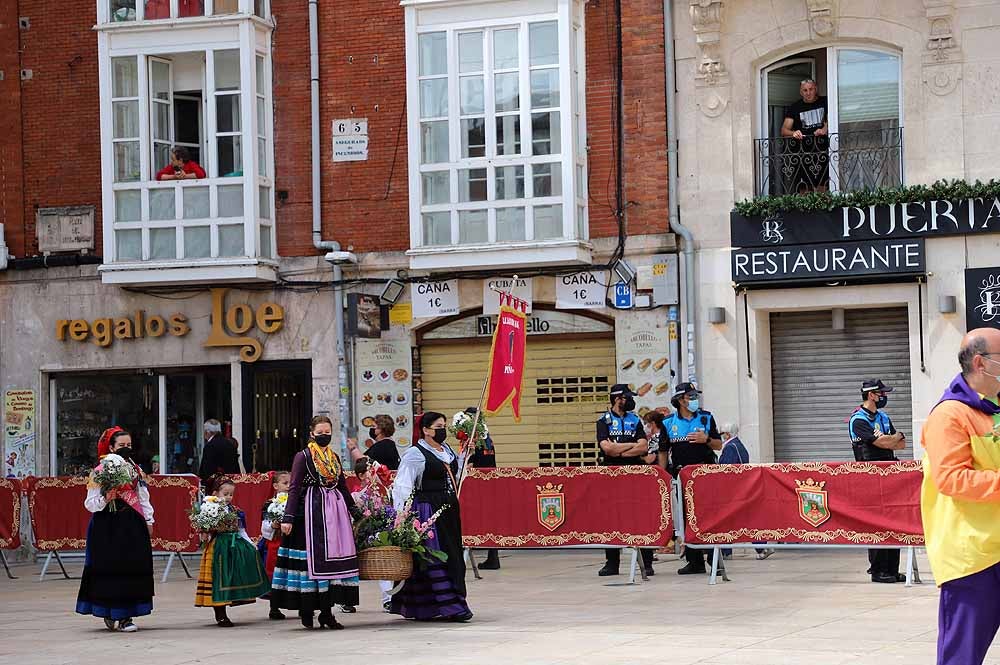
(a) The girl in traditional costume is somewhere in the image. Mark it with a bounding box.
[390,411,473,622]
[259,470,291,620]
[194,478,270,627]
[272,415,359,629]
[76,427,155,633]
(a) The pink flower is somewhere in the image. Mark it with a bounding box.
[363,509,372,517]
[425,530,435,540]
[412,518,421,530]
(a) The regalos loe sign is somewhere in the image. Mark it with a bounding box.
[55,288,284,362]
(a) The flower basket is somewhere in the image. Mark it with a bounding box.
[358,546,413,581]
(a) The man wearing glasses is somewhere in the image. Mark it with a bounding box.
[849,378,905,583]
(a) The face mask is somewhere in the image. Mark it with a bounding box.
[432,428,447,444]
[984,357,1000,382]
[876,395,888,409]
[115,447,133,459]
[369,427,378,441]
[688,399,701,412]
[623,397,636,412]
[313,434,332,447]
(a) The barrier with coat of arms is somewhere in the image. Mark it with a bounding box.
[680,461,924,546]
[460,465,673,548]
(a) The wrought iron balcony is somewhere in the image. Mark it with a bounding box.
[753,127,903,197]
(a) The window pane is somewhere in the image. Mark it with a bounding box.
[418,32,447,77]
[150,189,175,220]
[460,76,484,115]
[496,165,525,200]
[218,184,244,217]
[422,212,451,246]
[530,69,560,109]
[254,0,264,17]
[458,210,488,244]
[153,142,170,175]
[533,162,562,197]
[420,121,449,164]
[422,171,449,205]
[178,0,204,16]
[495,72,519,112]
[218,224,245,256]
[259,185,271,219]
[258,138,267,176]
[184,226,211,258]
[458,32,483,73]
[113,101,139,138]
[260,225,272,258]
[837,49,900,125]
[534,204,562,239]
[216,94,241,132]
[116,229,142,260]
[419,79,448,119]
[151,60,170,100]
[183,186,210,218]
[149,227,177,259]
[531,111,561,155]
[144,0,170,20]
[217,136,243,176]
[458,168,487,202]
[497,207,526,242]
[110,0,136,22]
[494,29,519,70]
[213,0,238,14]
[256,98,266,135]
[214,50,241,91]
[256,56,265,95]
[461,117,486,158]
[577,204,586,239]
[496,115,521,156]
[112,57,138,97]
[113,142,140,182]
[153,103,170,140]
[529,22,559,66]
[115,190,141,222]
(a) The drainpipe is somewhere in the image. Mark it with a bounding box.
[309,0,353,451]
[0,225,9,271]
[663,0,697,384]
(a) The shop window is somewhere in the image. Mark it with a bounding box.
[409,8,587,250]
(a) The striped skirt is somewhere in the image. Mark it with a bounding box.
[270,512,359,613]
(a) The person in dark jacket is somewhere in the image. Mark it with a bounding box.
[198,419,240,488]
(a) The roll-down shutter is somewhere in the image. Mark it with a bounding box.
[770,308,913,462]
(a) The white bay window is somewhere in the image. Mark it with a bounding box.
[405,0,589,270]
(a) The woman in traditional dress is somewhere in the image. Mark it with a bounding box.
[76,427,155,633]
[390,411,473,622]
[271,415,359,629]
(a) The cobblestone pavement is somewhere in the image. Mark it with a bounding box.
[1,548,990,665]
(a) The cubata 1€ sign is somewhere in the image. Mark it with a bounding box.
[55,288,284,363]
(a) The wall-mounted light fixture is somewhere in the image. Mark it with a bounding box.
[708,307,727,324]
[938,295,957,314]
[379,279,406,305]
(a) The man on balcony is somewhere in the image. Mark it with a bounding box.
[155,147,206,181]
[780,79,829,193]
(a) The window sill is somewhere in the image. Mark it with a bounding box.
[99,257,278,286]
[407,239,592,271]
[94,14,272,33]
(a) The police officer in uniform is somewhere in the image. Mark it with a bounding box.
[596,384,655,577]
[659,382,723,575]
[849,378,906,583]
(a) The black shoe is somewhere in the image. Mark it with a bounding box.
[866,567,872,575]
[300,613,314,629]
[449,611,474,622]
[216,618,235,627]
[340,605,357,614]
[677,562,707,575]
[269,608,286,620]
[644,566,655,577]
[872,573,899,583]
[317,613,344,630]
[479,558,501,570]
[895,573,907,583]
[597,565,619,577]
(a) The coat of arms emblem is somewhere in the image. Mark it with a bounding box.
[536,482,565,531]
[795,478,830,527]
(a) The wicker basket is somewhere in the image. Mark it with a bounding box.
[358,546,414,581]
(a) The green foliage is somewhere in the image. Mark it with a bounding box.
[733,179,1000,218]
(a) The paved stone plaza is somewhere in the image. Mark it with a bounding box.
[1,549,992,665]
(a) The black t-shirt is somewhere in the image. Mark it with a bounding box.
[365,438,401,471]
[785,97,828,135]
[596,411,646,466]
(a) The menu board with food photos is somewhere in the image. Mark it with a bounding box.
[354,338,414,450]
[614,311,673,418]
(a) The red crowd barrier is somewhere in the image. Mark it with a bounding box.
[0,478,22,550]
[147,475,200,553]
[222,473,273,541]
[24,476,90,551]
[460,466,673,548]
[680,461,924,546]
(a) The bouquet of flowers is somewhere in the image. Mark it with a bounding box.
[352,463,447,563]
[92,453,137,512]
[449,410,489,452]
[265,492,288,522]
[190,496,238,533]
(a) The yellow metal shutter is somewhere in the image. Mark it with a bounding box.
[420,337,616,466]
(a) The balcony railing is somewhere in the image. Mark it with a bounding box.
[753,127,903,197]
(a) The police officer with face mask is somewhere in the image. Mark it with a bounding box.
[849,378,906,583]
[596,384,655,577]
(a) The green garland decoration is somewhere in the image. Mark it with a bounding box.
[733,179,1000,218]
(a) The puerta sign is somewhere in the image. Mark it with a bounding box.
[965,267,1000,330]
[732,238,925,286]
[731,196,1000,248]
